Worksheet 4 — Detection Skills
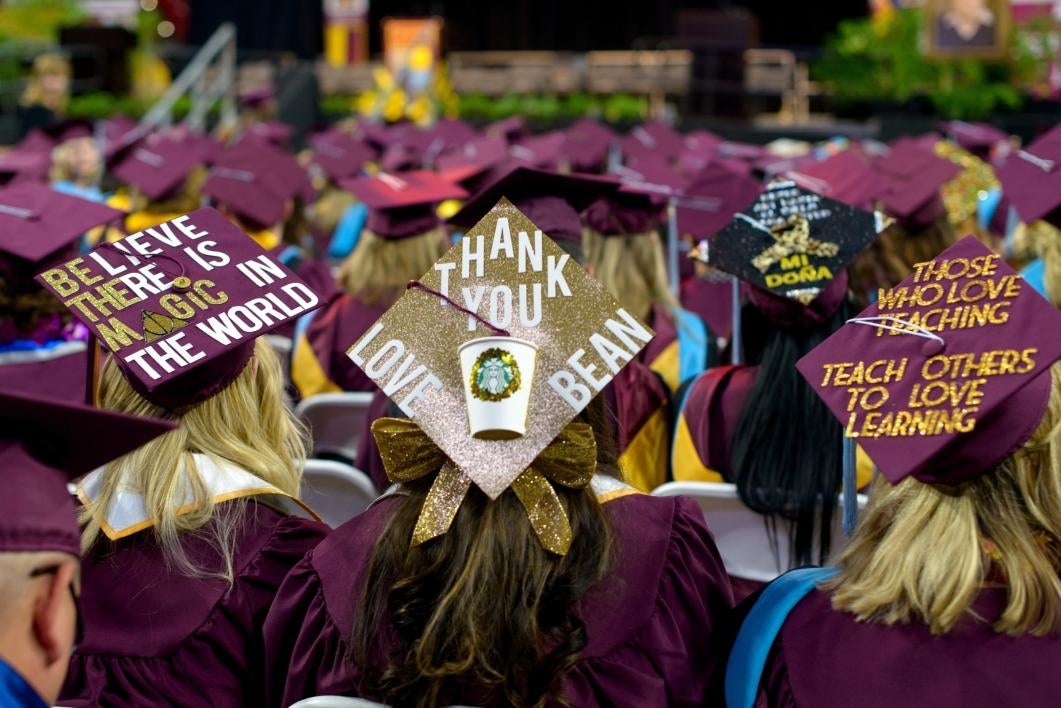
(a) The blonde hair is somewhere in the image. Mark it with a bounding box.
[583,227,677,322]
[829,363,1061,636]
[337,228,447,306]
[1026,221,1061,309]
[20,54,70,112]
[309,185,356,238]
[81,338,308,582]
[49,137,102,186]
[130,165,208,215]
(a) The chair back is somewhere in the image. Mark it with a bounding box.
[652,481,867,582]
[301,459,378,528]
[296,392,376,460]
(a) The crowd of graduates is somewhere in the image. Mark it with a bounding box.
[0,104,1058,707]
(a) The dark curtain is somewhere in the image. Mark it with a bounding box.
[188,0,323,58]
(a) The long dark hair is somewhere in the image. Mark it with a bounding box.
[351,397,619,707]
[731,298,854,567]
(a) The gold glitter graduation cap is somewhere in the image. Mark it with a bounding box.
[350,197,654,553]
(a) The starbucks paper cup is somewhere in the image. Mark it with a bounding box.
[459,336,538,440]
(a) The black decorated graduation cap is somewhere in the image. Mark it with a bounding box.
[448,165,621,245]
[0,389,175,557]
[708,180,888,304]
[0,183,124,267]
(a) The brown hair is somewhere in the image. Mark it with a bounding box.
[337,229,448,306]
[351,397,620,707]
[829,363,1061,636]
[849,218,956,307]
[132,165,208,216]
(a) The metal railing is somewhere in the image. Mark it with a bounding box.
[139,22,237,134]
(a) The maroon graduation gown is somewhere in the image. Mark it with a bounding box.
[0,344,89,401]
[263,492,735,707]
[59,501,328,708]
[759,587,1061,707]
[681,276,734,342]
[294,293,388,396]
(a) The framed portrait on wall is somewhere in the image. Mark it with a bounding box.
[924,0,1012,57]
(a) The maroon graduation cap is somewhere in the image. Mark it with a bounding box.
[786,149,889,211]
[583,158,686,235]
[994,123,1061,227]
[509,131,567,170]
[563,117,618,173]
[436,137,509,186]
[707,179,885,304]
[0,183,124,267]
[341,170,468,239]
[677,162,763,241]
[308,132,374,182]
[874,138,962,227]
[621,120,685,162]
[940,120,1009,157]
[0,389,176,557]
[448,165,620,245]
[204,142,314,228]
[242,120,295,148]
[0,130,55,182]
[36,207,324,409]
[797,236,1061,485]
[485,115,526,142]
[111,135,205,201]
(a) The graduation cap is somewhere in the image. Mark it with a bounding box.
[563,117,617,173]
[379,142,422,173]
[994,123,1061,227]
[797,236,1061,485]
[621,120,684,163]
[36,207,324,409]
[0,183,124,267]
[350,197,653,551]
[940,120,1009,158]
[785,149,888,211]
[509,131,567,170]
[874,138,962,227]
[678,162,763,241]
[485,115,526,142]
[707,180,887,305]
[242,120,295,148]
[204,142,314,229]
[308,132,374,182]
[111,135,207,202]
[340,170,468,239]
[0,130,55,181]
[583,159,685,235]
[436,137,510,187]
[0,389,175,556]
[448,165,620,246]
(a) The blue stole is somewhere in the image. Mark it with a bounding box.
[0,659,46,708]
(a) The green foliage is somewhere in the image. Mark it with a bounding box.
[455,92,644,125]
[0,0,85,43]
[813,9,1043,119]
[66,92,151,120]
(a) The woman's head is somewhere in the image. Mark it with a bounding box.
[82,338,307,579]
[338,228,447,306]
[131,165,208,217]
[21,54,70,112]
[830,362,1061,636]
[582,228,677,322]
[352,394,618,707]
[49,137,102,187]
[849,219,956,305]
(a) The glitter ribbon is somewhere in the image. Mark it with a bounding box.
[372,418,597,555]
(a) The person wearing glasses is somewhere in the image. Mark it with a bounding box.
[0,390,172,707]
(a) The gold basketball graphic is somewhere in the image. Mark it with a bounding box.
[141,310,189,342]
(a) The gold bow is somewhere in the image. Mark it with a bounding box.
[371,418,597,555]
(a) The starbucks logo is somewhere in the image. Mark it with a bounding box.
[469,348,522,402]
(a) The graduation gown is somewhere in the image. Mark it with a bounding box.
[681,276,734,344]
[758,587,1061,707]
[60,459,329,708]
[640,304,710,394]
[263,489,735,708]
[606,360,671,492]
[291,293,387,399]
[0,341,88,401]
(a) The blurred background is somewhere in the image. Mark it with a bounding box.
[0,0,1058,146]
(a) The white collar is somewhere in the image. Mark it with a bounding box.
[943,9,995,40]
[78,453,319,540]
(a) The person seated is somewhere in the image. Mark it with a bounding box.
[38,209,330,707]
[731,236,1061,707]
[0,390,172,708]
[0,184,124,400]
[264,197,735,707]
[292,171,465,398]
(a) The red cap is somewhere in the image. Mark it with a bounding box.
[0,389,175,557]
[36,207,324,408]
[0,183,124,265]
[798,236,1061,485]
[994,123,1061,226]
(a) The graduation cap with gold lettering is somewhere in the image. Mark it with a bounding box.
[35,207,324,409]
[797,236,1061,485]
[351,197,652,554]
[705,180,889,305]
